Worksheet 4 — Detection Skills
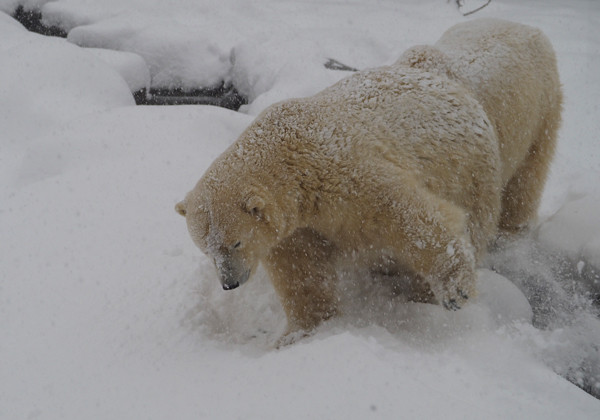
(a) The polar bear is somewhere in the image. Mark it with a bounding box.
[176,19,561,338]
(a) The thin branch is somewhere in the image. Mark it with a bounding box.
[324,58,358,72]
[461,0,492,17]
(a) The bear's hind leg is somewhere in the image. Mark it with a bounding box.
[499,118,559,234]
[264,228,338,339]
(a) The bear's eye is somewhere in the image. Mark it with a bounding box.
[232,241,241,249]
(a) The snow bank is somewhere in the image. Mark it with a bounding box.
[0,31,133,151]
[0,105,253,419]
[67,14,233,90]
[42,0,459,110]
[0,4,27,45]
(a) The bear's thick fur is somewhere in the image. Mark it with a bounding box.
[176,19,561,339]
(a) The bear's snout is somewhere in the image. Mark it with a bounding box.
[222,281,240,290]
[215,253,251,291]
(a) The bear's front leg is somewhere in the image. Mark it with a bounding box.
[403,211,476,310]
[263,228,338,343]
[424,240,475,311]
[362,180,477,310]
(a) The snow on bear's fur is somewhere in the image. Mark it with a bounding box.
[176,19,562,343]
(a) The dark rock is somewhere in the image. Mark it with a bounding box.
[134,84,247,110]
[12,5,67,38]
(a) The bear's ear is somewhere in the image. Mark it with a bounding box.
[175,201,187,217]
[243,195,268,222]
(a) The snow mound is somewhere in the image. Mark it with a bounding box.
[539,194,600,269]
[68,14,232,90]
[0,34,133,146]
[0,7,31,50]
[82,47,150,92]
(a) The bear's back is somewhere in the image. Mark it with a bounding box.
[314,66,497,162]
[253,66,501,210]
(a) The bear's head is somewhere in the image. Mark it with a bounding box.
[176,165,295,290]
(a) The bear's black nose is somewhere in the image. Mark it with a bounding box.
[222,281,240,290]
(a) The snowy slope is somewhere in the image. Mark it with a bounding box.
[1,1,600,419]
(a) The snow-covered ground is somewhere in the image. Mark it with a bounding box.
[1,0,599,418]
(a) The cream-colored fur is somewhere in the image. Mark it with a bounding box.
[176,19,561,339]
[398,18,562,233]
